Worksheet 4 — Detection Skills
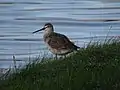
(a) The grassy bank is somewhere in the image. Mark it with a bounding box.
[0,38,120,90]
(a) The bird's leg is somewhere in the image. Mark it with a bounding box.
[55,54,57,60]
[64,55,66,59]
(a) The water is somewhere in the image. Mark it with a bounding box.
[0,0,120,68]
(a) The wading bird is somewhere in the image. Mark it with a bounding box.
[33,23,80,59]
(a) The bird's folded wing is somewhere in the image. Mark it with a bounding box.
[47,33,73,50]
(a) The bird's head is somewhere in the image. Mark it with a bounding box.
[32,23,54,34]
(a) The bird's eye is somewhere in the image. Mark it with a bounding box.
[47,25,50,27]
[45,26,48,28]
[45,25,51,28]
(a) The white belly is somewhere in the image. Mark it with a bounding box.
[46,45,72,55]
[49,47,72,55]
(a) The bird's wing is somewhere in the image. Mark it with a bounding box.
[47,33,74,50]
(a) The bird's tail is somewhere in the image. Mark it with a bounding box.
[73,44,80,51]
[71,41,80,50]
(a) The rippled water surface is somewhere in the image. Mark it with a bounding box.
[0,0,120,68]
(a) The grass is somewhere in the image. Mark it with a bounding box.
[0,38,120,90]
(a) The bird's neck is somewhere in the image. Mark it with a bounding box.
[43,32,54,42]
[44,28,54,34]
[44,30,54,36]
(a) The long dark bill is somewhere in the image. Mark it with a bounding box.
[32,27,45,34]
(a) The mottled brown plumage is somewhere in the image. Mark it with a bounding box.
[33,23,80,57]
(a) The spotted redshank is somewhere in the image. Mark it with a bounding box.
[33,23,80,59]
